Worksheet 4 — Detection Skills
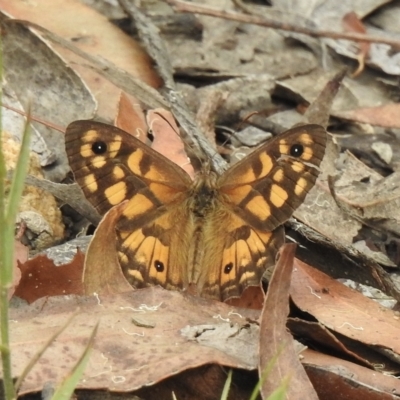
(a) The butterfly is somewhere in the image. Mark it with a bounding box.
[65,120,327,301]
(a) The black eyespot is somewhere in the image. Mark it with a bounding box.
[92,141,107,154]
[154,260,164,273]
[224,262,233,274]
[290,143,304,157]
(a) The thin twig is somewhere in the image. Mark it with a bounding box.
[1,104,65,133]
[167,0,400,48]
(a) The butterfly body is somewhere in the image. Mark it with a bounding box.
[65,120,327,301]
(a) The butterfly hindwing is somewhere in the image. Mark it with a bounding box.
[199,212,285,301]
[117,206,194,291]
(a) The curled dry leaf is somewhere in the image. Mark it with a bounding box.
[303,349,400,398]
[83,202,133,296]
[259,244,318,399]
[334,103,400,129]
[10,239,28,299]
[115,91,148,142]
[0,0,161,121]
[147,108,195,178]
[225,285,264,310]
[287,318,375,369]
[342,12,370,78]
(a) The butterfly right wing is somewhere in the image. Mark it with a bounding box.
[197,212,285,301]
[198,124,327,301]
[218,124,327,232]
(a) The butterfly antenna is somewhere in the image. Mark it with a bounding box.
[216,111,260,149]
[149,109,180,136]
[237,111,260,131]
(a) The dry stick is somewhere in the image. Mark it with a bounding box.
[1,104,65,133]
[196,90,227,147]
[119,0,228,173]
[5,20,169,111]
[167,0,400,48]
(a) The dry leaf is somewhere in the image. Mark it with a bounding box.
[83,202,132,296]
[115,91,148,142]
[334,103,400,129]
[342,12,369,78]
[10,288,259,395]
[291,258,400,354]
[259,244,318,399]
[0,0,161,121]
[14,252,84,303]
[303,349,400,398]
[147,108,195,178]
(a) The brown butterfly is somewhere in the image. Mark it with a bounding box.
[65,120,327,301]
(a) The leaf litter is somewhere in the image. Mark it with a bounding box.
[3,0,400,399]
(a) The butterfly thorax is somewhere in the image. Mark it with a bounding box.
[189,170,220,218]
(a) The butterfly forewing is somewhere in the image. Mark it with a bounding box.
[65,121,192,229]
[218,124,327,232]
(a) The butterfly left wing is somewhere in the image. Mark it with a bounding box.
[218,124,327,232]
[66,120,195,292]
[65,120,193,231]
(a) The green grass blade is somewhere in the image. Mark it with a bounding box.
[249,345,286,400]
[51,323,99,400]
[4,113,31,270]
[0,35,16,400]
[1,117,31,398]
[14,313,78,393]
[220,369,232,400]
[266,377,290,400]
[1,114,31,400]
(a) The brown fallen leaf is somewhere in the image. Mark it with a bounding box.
[115,91,148,142]
[14,252,85,303]
[287,318,375,369]
[342,12,370,78]
[83,202,133,296]
[304,68,346,128]
[290,258,400,355]
[0,0,161,121]
[303,349,400,399]
[9,287,259,396]
[135,364,258,400]
[259,244,318,399]
[226,285,264,310]
[147,108,195,178]
[334,103,400,129]
[7,239,28,299]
